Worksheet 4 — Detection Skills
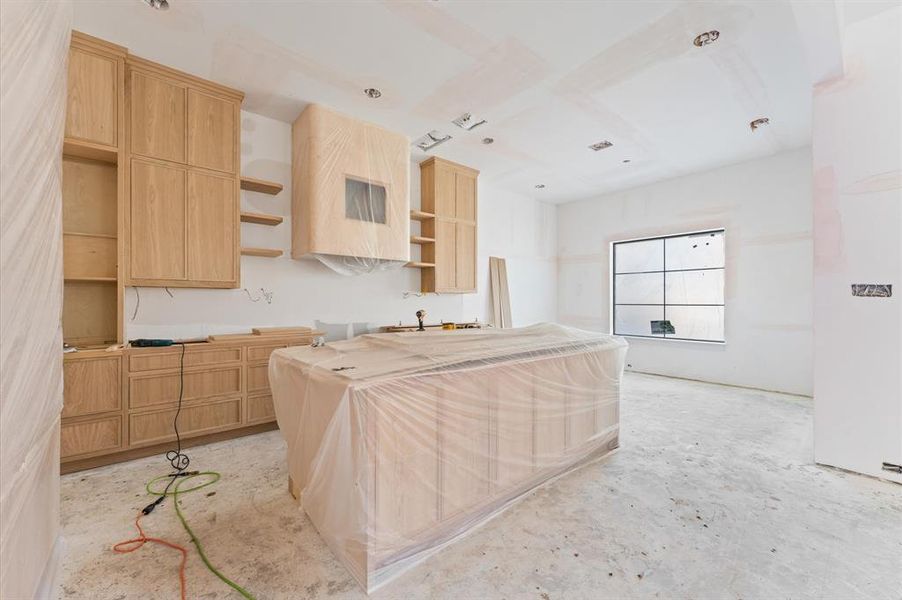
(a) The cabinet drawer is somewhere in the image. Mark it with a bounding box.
[246,364,270,394]
[246,344,287,363]
[129,346,242,372]
[61,415,122,459]
[63,356,121,418]
[247,394,275,424]
[129,397,241,446]
[129,366,241,409]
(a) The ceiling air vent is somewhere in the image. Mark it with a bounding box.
[589,140,613,151]
[452,112,487,131]
[414,130,452,151]
[693,30,720,47]
[750,117,770,131]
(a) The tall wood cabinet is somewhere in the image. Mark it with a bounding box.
[417,157,478,293]
[125,57,243,288]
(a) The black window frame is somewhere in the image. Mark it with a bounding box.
[612,229,726,343]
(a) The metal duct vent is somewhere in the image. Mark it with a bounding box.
[452,112,487,131]
[414,130,452,151]
[589,140,613,151]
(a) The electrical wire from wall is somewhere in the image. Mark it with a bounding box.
[131,287,140,321]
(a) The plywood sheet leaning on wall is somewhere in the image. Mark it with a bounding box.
[0,1,71,597]
[490,256,512,328]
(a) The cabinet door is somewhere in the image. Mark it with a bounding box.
[434,219,456,291]
[63,357,121,418]
[455,171,476,222]
[187,171,237,285]
[66,48,118,147]
[434,164,456,218]
[187,89,236,174]
[130,71,186,163]
[455,223,476,291]
[130,159,186,281]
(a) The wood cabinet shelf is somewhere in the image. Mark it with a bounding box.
[405,261,435,268]
[64,276,117,283]
[410,236,435,244]
[240,211,283,226]
[240,176,283,195]
[241,247,282,258]
[63,138,118,164]
[410,210,435,221]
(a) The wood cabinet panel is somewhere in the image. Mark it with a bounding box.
[63,281,118,347]
[247,394,275,424]
[434,219,456,291]
[439,378,490,520]
[187,171,237,285]
[129,366,241,409]
[494,371,535,488]
[63,357,121,418]
[62,415,122,459]
[66,48,118,147]
[247,364,270,394]
[434,164,456,218]
[372,389,439,548]
[130,160,186,281]
[130,71,186,163]
[455,172,476,222]
[187,89,236,173]
[63,234,117,280]
[129,398,241,445]
[454,223,476,292]
[129,346,242,372]
[62,158,118,236]
[246,344,287,362]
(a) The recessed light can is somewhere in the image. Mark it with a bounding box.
[535,184,546,189]
[482,137,494,145]
[364,88,382,99]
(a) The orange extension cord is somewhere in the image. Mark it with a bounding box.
[113,512,188,600]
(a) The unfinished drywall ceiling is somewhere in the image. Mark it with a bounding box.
[73,0,812,202]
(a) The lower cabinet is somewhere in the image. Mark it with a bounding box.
[61,335,313,471]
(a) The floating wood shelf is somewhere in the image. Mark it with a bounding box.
[240,211,283,226]
[240,176,283,195]
[63,138,118,164]
[241,247,283,258]
[410,235,435,244]
[64,276,117,283]
[410,210,435,221]
[405,261,435,268]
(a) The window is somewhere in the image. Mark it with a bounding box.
[612,229,725,342]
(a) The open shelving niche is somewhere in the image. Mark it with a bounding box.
[239,175,284,258]
[407,210,436,269]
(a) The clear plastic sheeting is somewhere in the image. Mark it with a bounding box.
[270,323,628,592]
[292,104,411,274]
[0,1,70,597]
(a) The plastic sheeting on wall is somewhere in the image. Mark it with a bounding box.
[0,1,70,597]
[270,323,627,592]
[291,104,411,275]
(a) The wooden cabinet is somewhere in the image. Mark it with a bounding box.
[130,71,186,163]
[187,89,236,173]
[129,159,186,281]
[126,56,243,289]
[62,350,125,460]
[66,47,119,147]
[417,158,478,293]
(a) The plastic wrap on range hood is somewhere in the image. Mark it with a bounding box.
[291,104,410,275]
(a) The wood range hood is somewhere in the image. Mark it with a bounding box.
[291,104,411,274]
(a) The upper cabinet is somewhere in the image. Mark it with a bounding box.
[418,157,479,294]
[187,89,237,173]
[130,71,186,163]
[66,47,119,147]
[125,56,243,288]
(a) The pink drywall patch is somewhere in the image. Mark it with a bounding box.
[813,166,845,272]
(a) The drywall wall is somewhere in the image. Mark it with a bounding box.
[557,148,813,396]
[812,5,901,482]
[125,111,556,338]
[0,1,70,598]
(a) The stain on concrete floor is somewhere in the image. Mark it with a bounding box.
[59,373,902,599]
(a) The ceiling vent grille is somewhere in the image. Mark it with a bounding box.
[414,130,452,151]
[452,112,487,131]
[589,140,614,151]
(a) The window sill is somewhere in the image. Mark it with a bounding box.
[617,334,726,346]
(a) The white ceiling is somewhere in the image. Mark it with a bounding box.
[74,0,814,203]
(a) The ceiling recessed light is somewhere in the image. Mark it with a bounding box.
[482,137,494,145]
[414,130,452,151]
[363,88,382,99]
[535,184,546,189]
[589,140,613,151]
[142,0,169,9]
[750,117,770,131]
[693,30,720,47]
[622,159,631,163]
[452,112,487,131]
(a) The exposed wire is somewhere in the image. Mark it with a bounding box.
[402,291,441,299]
[243,287,273,304]
[131,287,140,321]
[164,287,174,298]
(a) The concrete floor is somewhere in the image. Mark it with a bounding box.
[60,373,901,599]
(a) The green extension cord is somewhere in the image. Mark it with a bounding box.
[146,472,256,600]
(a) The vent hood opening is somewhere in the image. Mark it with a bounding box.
[313,254,407,276]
